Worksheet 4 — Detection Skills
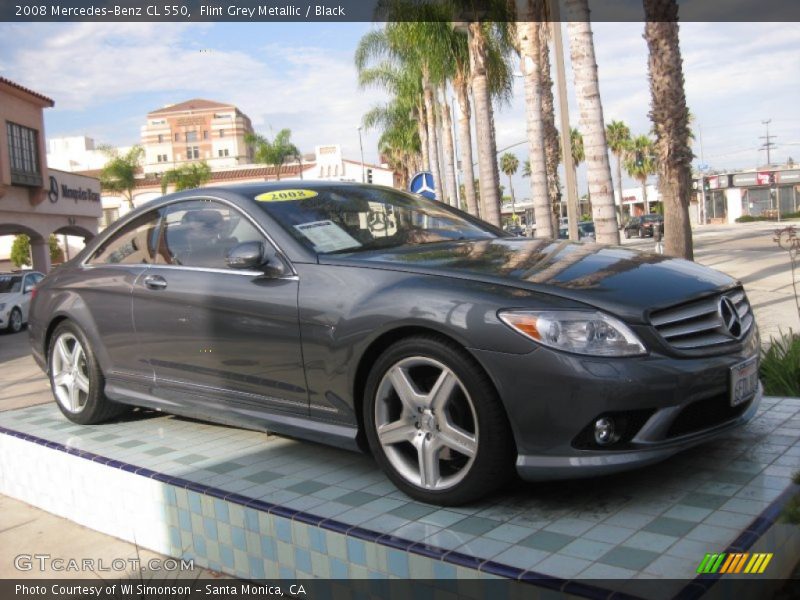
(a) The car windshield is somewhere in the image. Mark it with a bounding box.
[0,276,22,293]
[254,186,499,254]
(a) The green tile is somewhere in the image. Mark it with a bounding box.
[206,461,246,475]
[115,439,144,449]
[449,516,502,536]
[287,481,328,495]
[519,530,575,552]
[244,470,280,484]
[143,445,174,456]
[175,453,208,465]
[679,491,728,510]
[599,546,660,571]
[336,490,381,507]
[643,516,696,537]
[709,470,755,486]
[90,433,120,442]
[389,503,437,521]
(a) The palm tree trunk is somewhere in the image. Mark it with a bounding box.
[455,81,479,217]
[422,72,444,203]
[439,84,459,207]
[539,21,560,226]
[468,22,502,227]
[641,177,648,212]
[417,104,430,172]
[615,152,624,220]
[565,4,619,245]
[644,1,694,260]
[517,19,554,239]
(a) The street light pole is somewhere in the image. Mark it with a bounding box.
[357,126,366,183]
[550,4,580,241]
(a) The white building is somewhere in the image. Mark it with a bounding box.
[47,136,131,173]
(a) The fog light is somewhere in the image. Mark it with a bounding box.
[594,417,617,446]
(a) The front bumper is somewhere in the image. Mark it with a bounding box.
[470,330,761,481]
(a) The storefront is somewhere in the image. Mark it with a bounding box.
[0,77,101,272]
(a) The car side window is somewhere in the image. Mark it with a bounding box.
[156,199,265,270]
[87,211,161,265]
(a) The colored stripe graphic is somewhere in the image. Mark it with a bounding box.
[697,552,773,574]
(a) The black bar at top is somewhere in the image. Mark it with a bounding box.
[2,0,799,23]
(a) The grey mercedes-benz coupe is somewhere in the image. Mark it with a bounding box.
[29,182,761,505]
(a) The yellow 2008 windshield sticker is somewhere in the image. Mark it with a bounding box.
[255,189,318,202]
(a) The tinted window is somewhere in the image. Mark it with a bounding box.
[0,276,22,293]
[156,199,264,269]
[254,186,498,254]
[88,211,161,265]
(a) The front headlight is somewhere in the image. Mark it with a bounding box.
[498,310,647,357]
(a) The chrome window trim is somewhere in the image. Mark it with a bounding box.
[81,194,297,277]
[79,262,298,281]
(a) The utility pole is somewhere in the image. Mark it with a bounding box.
[550,3,579,241]
[760,119,776,166]
[357,126,366,183]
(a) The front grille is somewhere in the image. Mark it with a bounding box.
[650,290,754,351]
[666,394,752,438]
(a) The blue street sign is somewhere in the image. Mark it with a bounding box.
[409,171,436,200]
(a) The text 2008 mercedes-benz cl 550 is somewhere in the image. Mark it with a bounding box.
[29,183,761,505]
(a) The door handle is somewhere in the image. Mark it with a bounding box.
[143,274,167,290]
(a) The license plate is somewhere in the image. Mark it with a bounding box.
[730,357,759,407]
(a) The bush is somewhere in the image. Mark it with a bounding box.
[736,215,767,223]
[760,331,800,397]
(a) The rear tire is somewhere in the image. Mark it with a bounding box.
[48,321,127,424]
[7,308,22,333]
[363,334,516,505]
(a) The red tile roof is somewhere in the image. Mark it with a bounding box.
[0,76,54,106]
[147,98,234,116]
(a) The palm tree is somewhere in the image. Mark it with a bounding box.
[246,129,299,181]
[516,12,553,239]
[99,145,144,210]
[438,84,459,206]
[565,0,619,245]
[500,152,520,219]
[160,161,212,194]
[624,135,657,213]
[606,120,632,220]
[448,28,479,216]
[644,0,694,259]
[570,127,585,168]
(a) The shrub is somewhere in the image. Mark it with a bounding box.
[736,215,766,223]
[760,331,800,397]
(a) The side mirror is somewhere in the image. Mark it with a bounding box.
[225,241,287,278]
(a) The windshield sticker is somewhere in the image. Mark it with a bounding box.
[255,189,318,202]
[294,220,362,253]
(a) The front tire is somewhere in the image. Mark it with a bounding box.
[624,229,631,239]
[48,321,126,424]
[7,308,22,333]
[363,335,515,505]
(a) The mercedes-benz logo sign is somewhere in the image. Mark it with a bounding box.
[718,296,742,339]
[48,176,58,203]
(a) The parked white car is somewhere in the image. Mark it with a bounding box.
[0,271,44,333]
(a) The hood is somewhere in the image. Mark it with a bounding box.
[320,238,738,323]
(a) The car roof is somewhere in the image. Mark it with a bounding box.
[189,180,387,198]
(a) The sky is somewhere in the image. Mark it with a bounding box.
[0,20,798,199]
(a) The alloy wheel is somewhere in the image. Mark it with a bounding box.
[9,309,22,333]
[374,356,478,491]
[51,332,91,413]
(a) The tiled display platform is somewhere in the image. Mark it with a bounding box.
[0,399,798,599]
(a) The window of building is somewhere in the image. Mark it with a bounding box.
[203,130,209,140]
[174,133,180,142]
[6,121,42,186]
[219,129,225,138]
[88,211,161,265]
[218,149,229,157]
[157,134,164,143]
[185,146,199,160]
[100,207,120,229]
[186,131,198,142]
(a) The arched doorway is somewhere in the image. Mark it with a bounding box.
[51,225,95,263]
[0,223,51,273]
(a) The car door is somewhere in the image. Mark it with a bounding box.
[131,197,308,419]
[80,210,162,384]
